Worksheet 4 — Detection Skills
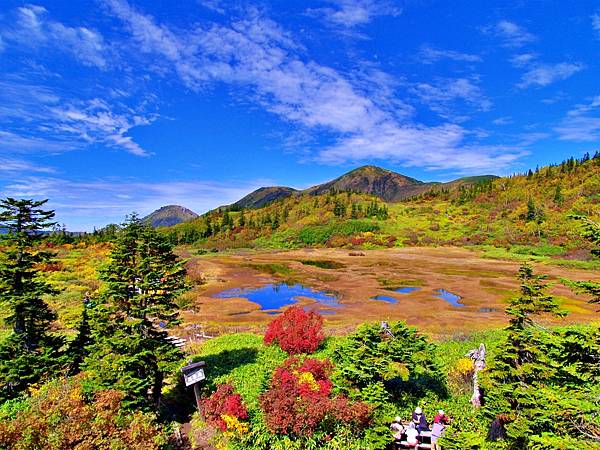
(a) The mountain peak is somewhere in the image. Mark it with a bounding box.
[143,205,198,227]
[306,165,423,201]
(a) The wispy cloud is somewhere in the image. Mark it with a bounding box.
[0,157,56,174]
[0,176,272,230]
[1,5,107,68]
[555,96,600,142]
[102,0,521,173]
[592,13,600,37]
[486,20,536,48]
[307,0,401,29]
[508,51,583,89]
[0,77,154,156]
[411,77,492,121]
[517,62,584,88]
[418,45,482,64]
[493,116,513,126]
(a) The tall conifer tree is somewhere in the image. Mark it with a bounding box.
[83,215,188,408]
[0,198,63,400]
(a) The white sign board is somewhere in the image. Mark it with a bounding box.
[183,367,205,386]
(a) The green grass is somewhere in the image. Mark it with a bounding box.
[299,260,346,269]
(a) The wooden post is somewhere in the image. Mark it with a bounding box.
[193,383,203,417]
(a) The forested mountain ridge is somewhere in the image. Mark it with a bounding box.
[164,154,600,257]
[224,165,498,211]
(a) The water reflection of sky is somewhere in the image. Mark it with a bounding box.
[214,283,340,311]
[435,289,465,307]
[371,295,398,304]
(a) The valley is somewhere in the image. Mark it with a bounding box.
[177,246,598,337]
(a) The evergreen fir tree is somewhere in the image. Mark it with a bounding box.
[482,264,598,448]
[83,215,189,408]
[526,197,537,222]
[0,198,64,400]
[563,216,600,307]
[67,293,93,375]
[553,184,563,205]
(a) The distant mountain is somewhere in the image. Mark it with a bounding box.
[304,165,433,202]
[232,186,299,209]
[228,166,498,208]
[143,205,198,227]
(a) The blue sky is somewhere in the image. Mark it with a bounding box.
[1,0,599,230]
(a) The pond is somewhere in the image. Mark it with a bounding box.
[371,295,398,304]
[435,289,465,307]
[213,283,341,313]
[395,287,422,294]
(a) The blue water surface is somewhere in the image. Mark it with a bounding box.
[371,295,398,304]
[213,283,340,311]
[435,289,465,307]
[395,287,421,294]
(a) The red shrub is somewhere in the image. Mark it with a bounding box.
[259,357,372,436]
[202,383,248,432]
[264,306,324,355]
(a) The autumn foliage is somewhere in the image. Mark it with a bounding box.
[264,306,325,355]
[202,383,249,433]
[0,376,167,450]
[259,357,372,436]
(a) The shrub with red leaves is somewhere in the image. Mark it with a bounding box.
[264,306,324,355]
[202,383,248,432]
[259,357,372,436]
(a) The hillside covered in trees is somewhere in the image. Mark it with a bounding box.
[161,155,600,265]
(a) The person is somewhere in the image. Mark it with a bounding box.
[389,417,404,450]
[412,407,429,433]
[431,410,450,450]
[405,422,419,448]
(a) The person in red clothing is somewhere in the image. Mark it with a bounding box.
[431,410,451,450]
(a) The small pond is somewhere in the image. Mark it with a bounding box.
[395,287,422,294]
[371,295,398,304]
[213,283,341,312]
[435,289,465,307]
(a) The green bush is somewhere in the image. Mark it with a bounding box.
[298,221,379,245]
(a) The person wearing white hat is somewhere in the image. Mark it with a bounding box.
[412,406,429,433]
[389,416,405,449]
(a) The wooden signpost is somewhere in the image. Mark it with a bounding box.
[181,361,206,412]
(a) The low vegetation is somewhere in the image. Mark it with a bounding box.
[0,155,599,449]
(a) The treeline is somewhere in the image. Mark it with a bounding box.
[163,192,390,245]
[0,198,190,447]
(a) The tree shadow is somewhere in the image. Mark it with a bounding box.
[162,347,258,422]
[385,372,449,403]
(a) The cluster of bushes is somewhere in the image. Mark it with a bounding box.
[191,307,446,449]
[297,220,381,245]
[190,258,600,449]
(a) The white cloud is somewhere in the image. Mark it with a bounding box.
[0,157,56,174]
[555,116,600,142]
[307,0,401,28]
[0,78,154,157]
[487,20,536,47]
[510,53,537,68]
[0,176,272,230]
[103,0,522,173]
[412,77,492,121]
[592,13,600,37]
[419,45,482,64]
[518,62,584,88]
[50,99,155,156]
[555,96,600,142]
[1,5,107,68]
[493,116,512,126]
